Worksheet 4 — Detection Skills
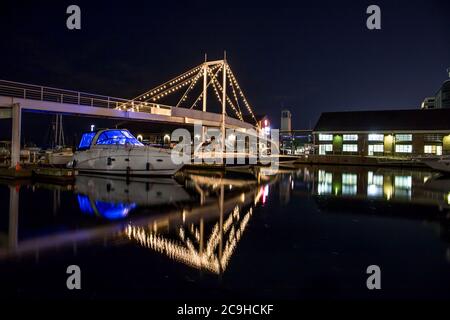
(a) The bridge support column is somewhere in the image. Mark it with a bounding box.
[10,103,22,168]
[9,185,19,250]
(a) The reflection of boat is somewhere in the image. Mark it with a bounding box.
[424,157,450,173]
[75,175,192,219]
[69,129,183,176]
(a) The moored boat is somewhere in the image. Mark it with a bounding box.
[68,129,184,176]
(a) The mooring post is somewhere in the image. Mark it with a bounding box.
[10,103,21,169]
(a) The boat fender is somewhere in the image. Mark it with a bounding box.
[146,162,151,171]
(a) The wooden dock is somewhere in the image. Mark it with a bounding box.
[0,165,77,183]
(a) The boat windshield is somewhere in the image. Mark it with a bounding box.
[78,132,97,150]
[95,130,144,146]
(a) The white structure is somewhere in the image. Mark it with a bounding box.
[281,110,292,133]
[69,129,183,176]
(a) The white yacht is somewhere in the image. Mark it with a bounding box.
[68,129,183,176]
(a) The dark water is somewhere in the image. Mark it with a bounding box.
[1,165,450,300]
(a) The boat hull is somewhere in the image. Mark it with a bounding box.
[71,146,183,176]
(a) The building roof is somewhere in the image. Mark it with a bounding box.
[313,108,450,132]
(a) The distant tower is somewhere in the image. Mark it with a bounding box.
[281,110,292,133]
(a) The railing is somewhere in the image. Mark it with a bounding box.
[0,79,172,113]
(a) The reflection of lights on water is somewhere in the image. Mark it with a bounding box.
[262,185,269,204]
[317,170,332,195]
[367,172,383,197]
[124,205,254,274]
[77,194,136,220]
[384,185,393,201]
[240,193,245,203]
[447,192,450,205]
[291,180,294,190]
[342,173,357,196]
[394,176,412,199]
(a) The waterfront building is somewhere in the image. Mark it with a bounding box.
[313,108,450,156]
[280,130,313,155]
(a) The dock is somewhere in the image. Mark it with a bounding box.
[0,165,77,183]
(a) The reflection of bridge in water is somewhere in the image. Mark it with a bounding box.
[0,173,274,275]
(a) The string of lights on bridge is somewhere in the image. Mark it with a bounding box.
[124,60,258,126]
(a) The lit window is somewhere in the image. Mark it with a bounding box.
[424,145,442,155]
[319,134,333,141]
[395,144,412,153]
[372,144,384,152]
[319,144,333,155]
[343,134,358,141]
[395,134,412,142]
[368,134,384,141]
[343,144,358,152]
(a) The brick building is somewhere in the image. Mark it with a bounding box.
[313,109,450,156]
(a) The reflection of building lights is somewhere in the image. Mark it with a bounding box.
[367,172,383,197]
[394,175,412,199]
[447,192,450,205]
[317,170,332,195]
[240,193,245,202]
[137,134,143,142]
[262,185,269,204]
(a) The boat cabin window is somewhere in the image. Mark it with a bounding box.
[95,130,144,146]
[78,132,97,150]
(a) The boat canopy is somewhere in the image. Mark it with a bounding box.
[78,129,144,150]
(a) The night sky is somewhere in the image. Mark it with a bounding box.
[0,0,449,143]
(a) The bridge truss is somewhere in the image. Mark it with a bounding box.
[131,58,259,127]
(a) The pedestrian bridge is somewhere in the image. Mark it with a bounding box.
[0,58,261,166]
[0,80,255,131]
